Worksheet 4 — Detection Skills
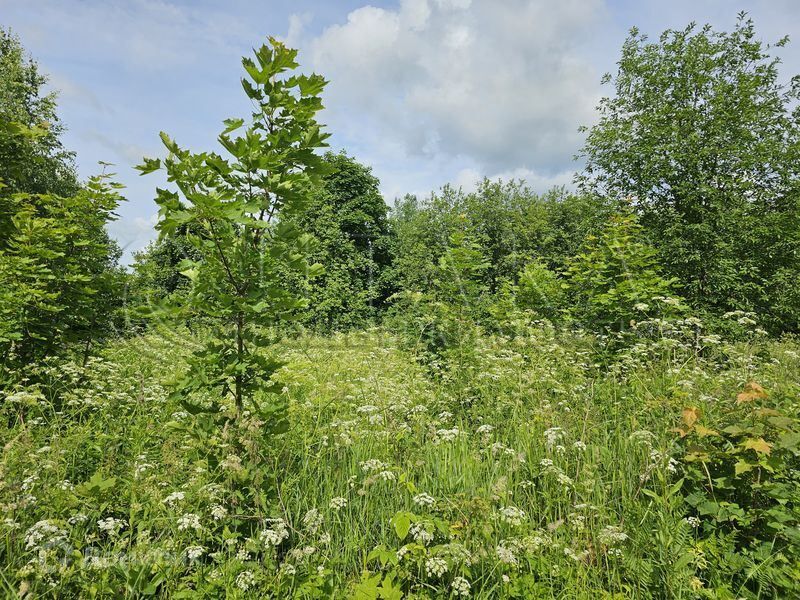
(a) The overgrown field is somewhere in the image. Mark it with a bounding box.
[2,323,799,598]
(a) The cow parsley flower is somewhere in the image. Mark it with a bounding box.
[211,505,228,521]
[177,513,202,532]
[97,517,125,536]
[499,506,526,526]
[303,508,323,533]
[329,497,348,510]
[496,543,518,565]
[452,576,471,597]
[598,525,628,546]
[409,522,434,545]
[24,520,67,550]
[163,491,185,507]
[425,556,448,577]
[684,516,701,528]
[543,426,564,450]
[260,518,289,547]
[236,570,256,591]
[413,493,436,508]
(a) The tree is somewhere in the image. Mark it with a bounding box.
[578,14,800,332]
[136,38,329,414]
[0,27,78,199]
[0,30,124,379]
[0,167,124,375]
[283,151,393,330]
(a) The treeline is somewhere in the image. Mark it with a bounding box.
[2,14,800,386]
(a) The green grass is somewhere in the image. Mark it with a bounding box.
[1,324,798,598]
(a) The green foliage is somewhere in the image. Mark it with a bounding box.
[566,213,683,340]
[0,147,124,378]
[579,14,800,333]
[515,260,565,322]
[283,151,393,331]
[137,38,329,413]
[125,223,202,325]
[0,29,123,383]
[388,182,611,298]
[0,27,79,198]
[389,228,490,377]
[674,381,800,597]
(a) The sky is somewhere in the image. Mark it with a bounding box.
[2,0,799,262]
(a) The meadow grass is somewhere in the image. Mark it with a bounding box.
[1,324,798,598]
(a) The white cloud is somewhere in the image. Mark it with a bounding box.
[108,212,158,256]
[308,0,605,176]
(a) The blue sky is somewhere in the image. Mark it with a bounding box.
[2,0,799,262]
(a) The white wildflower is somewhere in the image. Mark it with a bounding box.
[186,545,206,560]
[413,493,435,508]
[303,508,323,533]
[598,525,628,546]
[360,459,388,473]
[499,506,526,526]
[410,522,434,545]
[543,426,564,449]
[452,576,471,597]
[163,491,185,507]
[177,513,202,532]
[684,516,701,528]
[24,520,67,550]
[329,497,348,510]
[496,543,518,565]
[236,570,256,591]
[97,517,125,536]
[260,518,289,547]
[425,556,448,578]
[377,470,396,482]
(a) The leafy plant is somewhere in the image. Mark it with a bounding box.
[566,212,683,343]
[136,38,329,414]
[675,380,800,596]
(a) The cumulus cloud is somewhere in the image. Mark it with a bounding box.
[307,0,605,176]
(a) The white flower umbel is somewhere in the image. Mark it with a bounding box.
[452,576,471,597]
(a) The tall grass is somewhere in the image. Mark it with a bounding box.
[1,323,797,598]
